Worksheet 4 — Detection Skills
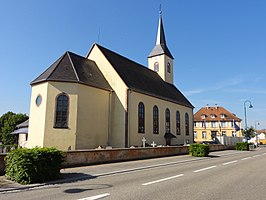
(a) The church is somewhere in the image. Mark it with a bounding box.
[26,13,194,150]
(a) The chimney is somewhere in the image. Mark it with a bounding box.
[215,104,218,109]
[206,104,209,109]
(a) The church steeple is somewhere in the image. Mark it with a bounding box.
[156,10,166,45]
[150,10,173,59]
[148,8,174,84]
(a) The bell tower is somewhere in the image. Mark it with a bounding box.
[148,9,174,84]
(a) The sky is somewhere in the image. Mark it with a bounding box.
[0,0,265,129]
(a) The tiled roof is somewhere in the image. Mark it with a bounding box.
[96,44,193,108]
[194,106,241,122]
[31,51,112,91]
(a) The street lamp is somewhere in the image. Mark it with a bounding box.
[255,120,260,146]
[244,100,253,141]
[255,120,260,131]
[244,100,253,129]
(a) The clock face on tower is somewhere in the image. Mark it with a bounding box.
[167,62,171,73]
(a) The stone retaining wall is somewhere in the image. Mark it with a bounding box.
[62,144,234,167]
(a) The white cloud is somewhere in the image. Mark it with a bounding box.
[225,89,266,94]
[184,76,245,97]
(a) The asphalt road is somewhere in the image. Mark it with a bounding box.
[1,147,266,200]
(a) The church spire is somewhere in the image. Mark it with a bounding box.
[156,7,166,46]
[148,8,173,59]
[148,7,174,84]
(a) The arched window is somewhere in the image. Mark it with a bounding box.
[138,102,145,133]
[167,62,171,73]
[153,106,159,134]
[54,94,69,128]
[165,108,170,133]
[176,111,180,135]
[185,113,189,135]
[154,62,159,72]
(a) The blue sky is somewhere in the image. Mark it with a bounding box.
[0,0,265,129]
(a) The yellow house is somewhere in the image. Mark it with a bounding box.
[26,13,194,150]
[194,105,242,143]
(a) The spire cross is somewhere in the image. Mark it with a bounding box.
[159,4,162,15]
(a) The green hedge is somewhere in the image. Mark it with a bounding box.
[5,147,64,184]
[236,142,249,151]
[189,143,209,157]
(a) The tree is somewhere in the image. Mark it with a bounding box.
[0,112,28,145]
[244,126,255,140]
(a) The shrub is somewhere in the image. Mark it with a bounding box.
[5,147,64,184]
[189,143,209,157]
[236,142,249,151]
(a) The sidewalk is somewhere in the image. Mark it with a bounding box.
[0,172,93,193]
[0,175,46,193]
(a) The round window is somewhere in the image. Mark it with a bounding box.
[36,95,42,106]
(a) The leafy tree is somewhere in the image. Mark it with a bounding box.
[0,112,28,145]
[244,127,255,140]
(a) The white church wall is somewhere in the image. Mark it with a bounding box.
[26,82,49,148]
[148,54,173,84]
[128,91,193,147]
[87,45,129,148]
[76,83,110,149]
[42,82,78,150]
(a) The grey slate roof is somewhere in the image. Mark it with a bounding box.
[16,119,29,128]
[11,119,29,135]
[96,44,193,108]
[31,51,112,91]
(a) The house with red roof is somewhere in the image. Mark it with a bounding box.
[194,105,242,143]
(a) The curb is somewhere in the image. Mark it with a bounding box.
[0,174,95,193]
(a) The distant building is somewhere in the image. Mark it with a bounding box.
[10,119,28,148]
[193,105,242,143]
[26,12,194,150]
[257,130,266,144]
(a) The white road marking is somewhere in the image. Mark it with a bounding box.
[77,193,110,200]
[142,174,184,186]
[252,155,261,158]
[222,160,238,165]
[241,157,252,161]
[263,153,266,155]
[94,158,205,177]
[193,165,217,173]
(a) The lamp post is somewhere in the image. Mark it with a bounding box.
[255,120,260,131]
[255,121,260,146]
[244,100,253,141]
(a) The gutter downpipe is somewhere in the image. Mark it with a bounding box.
[125,89,130,148]
[128,89,132,147]
[108,91,112,146]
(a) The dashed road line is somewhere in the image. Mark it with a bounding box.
[241,157,252,161]
[93,157,205,177]
[222,160,238,165]
[142,174,184,186]
[193,165,217,173]
[77,193,110,200]
[252,154,261,158]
